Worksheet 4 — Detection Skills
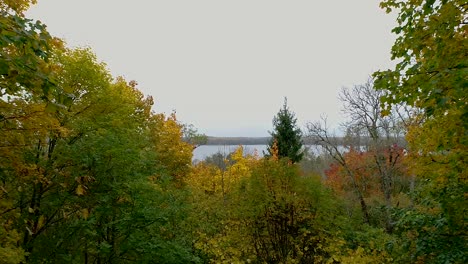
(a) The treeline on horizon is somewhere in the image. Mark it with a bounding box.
[205,136,407,146]
[1,1,466,264]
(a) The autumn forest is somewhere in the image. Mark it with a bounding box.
[1,0,466,263]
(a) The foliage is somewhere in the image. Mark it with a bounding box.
[181,123,208,148]
[225,156,371,263]
[389,109,468,263]
[0,46,200,263]
[2,0,465,262]
[188,153,363,263]
[391,206,467,263]
[0,226,25,264]
[338,225,396,264]
[374,0,467,119]
[325,147,411,228]
[186,147,259,263]
[373,0,467,262]
[0,0,59,101]
[0,0,37,14]
[338,78,411,232]
[148,112,194,182]
[203,151,234,171]
[267,98,304,163]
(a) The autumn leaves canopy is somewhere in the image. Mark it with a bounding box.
[1,0,466,263]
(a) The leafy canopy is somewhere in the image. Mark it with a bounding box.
[374,0,467,119]
[373,1,467,263]
[0,0,59,101]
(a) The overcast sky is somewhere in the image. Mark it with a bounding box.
[27,0,397,137]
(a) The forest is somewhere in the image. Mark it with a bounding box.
[0,0,466,263]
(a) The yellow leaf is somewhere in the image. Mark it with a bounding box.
[76,184,85,196]
[81,208,89,219]
[37,215,45,231]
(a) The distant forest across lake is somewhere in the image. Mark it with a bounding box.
[205,136,406,147]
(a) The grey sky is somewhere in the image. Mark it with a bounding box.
[27,0,397,137]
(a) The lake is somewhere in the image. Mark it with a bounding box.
[192,144,325,162]
[193,145,267,161]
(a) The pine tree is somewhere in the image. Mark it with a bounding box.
[267,98,304,163]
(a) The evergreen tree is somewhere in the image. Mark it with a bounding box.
[267,98,304,163]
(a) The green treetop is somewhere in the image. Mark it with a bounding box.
[374,0,467,118]
[267,98,304,163]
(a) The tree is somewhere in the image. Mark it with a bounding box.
[374,0,467,119]
[339,78,408,233]
[324,147,410,227]
[186,147,259,263]
[0,0,37,14]
[308,79,413,232]
[181,123,207,149]
[0,0,59,101]
[267,98,304,163]
[373,0,467,262]
[148,112,194,182]
[0,46,201,263]
[37,50,197,263]
[233,158,353,263]
[307,118,372,225]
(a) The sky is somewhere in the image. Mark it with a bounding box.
[26,0,397,137]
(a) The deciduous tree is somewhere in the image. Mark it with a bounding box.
[373,0,467,262]
[0,0,59,101]
[339,78,408,232]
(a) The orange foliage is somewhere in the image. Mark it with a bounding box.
[325,146,408,199]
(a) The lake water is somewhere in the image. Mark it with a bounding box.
[192,144,324,162]
[193,145,267,161]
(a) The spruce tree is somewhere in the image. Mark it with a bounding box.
[267,98,304,163]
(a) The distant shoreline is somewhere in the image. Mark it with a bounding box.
[204,136,406,146]
[206,137,270,145]
[204,136,323,145]
[204,136,333,146]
